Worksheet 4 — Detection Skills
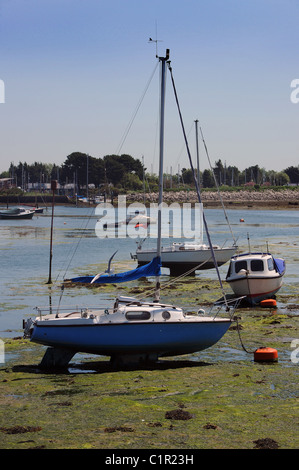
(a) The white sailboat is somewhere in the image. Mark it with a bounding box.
[23,50,239,369]
[132,121,237,275]
[133,241,237,276]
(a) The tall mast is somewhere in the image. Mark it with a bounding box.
[155,49,169,302]
[195,119,200,189]
[142,155,146,206]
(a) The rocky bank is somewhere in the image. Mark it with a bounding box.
[126,189,299,207]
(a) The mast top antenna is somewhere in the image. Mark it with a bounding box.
[148,37,163,57]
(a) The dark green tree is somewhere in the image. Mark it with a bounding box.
[119,154,143,180]
[284,166,299,184]
[103,155,126,186]
[213,159,224,185]
[202,169,215,188]
[181,168,194,185]
[61,152,91,190]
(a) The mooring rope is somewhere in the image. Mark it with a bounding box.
[235,316,257,354]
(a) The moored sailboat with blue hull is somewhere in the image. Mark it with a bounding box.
[25,297,232,366]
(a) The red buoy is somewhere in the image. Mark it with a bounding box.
[254,347,278,362]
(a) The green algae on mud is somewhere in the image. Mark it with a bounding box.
[1,273,299,449]
[0,303,298,450]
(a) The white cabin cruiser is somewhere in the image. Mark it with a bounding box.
[226,252,285,305]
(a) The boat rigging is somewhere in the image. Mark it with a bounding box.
[23,49,241,369]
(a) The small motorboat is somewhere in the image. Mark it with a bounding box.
[226,252,285,305]
[0,207,35,219]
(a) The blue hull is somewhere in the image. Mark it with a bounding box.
[31,320,232,358]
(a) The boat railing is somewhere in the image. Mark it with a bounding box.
[34,305,112,319]
[213,295,246,319]
[181,295,245,320]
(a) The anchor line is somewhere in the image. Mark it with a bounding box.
[235,316,257,354]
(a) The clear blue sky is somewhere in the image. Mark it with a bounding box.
[0,0,298,176]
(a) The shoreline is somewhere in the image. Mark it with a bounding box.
[1,188,299,210]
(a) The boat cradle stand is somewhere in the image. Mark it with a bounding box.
[39,347,77,370]
[38,347,159,370]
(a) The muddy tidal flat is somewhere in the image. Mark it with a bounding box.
[1,279,299,450]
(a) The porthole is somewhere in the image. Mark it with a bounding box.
[162,310,171,320]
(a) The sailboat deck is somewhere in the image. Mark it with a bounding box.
[34,303,232,326]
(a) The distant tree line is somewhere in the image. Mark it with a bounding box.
[181,159,298,188]
[1,153,144,194]
[1,152,299,194]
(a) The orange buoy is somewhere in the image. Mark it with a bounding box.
[260,299,277,308]
[240,218,245,222]
[254,347,278,362]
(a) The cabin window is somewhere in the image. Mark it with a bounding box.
[267,258,274,271]
[250,259,264,272]
[125,311,151,321]
[162,310,171,320]
[235,260,247,273]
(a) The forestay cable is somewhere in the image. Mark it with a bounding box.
[115,61,159,155]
